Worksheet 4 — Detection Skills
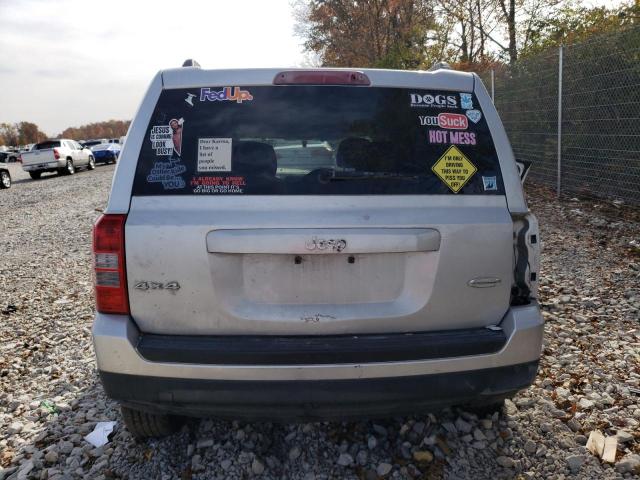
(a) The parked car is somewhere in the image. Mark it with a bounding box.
[92,64,542,438]
[21,139,95,179]
[91,143,121,164]
[0,160,10,189]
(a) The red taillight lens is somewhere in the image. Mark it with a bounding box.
[17,155,22,163]
[53,148,60,160]
[273,70,370,86]
[93,214,129,314]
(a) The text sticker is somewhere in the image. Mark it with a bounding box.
[150,118,183,156]
[197,138,232,172]
[431,145,477,193]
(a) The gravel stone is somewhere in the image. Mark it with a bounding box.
[566,454,585,473]
[376,462,393,476]
[251,458,265,475]
[336,453,353,466]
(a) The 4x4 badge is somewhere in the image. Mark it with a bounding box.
[305,237,347,252]
[134,281,181,291]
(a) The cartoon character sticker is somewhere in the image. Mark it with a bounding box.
[460,93,473,110]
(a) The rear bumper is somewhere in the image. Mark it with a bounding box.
[22,160,63,171]
[100,361,538,419]
[93,302,543,417]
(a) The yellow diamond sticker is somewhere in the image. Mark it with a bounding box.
[432,145,477,193]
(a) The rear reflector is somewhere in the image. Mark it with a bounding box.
[93,214,129,314]
[273,70,370,86]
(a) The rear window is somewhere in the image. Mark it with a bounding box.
[132,86,504,195]
[34,141,60,150]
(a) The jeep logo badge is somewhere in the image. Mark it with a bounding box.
[305,237,347,252]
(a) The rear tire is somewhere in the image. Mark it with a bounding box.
[0,170,11,188]
[29,171,42,180]
[120,406,181,439]
[60,158,75,175]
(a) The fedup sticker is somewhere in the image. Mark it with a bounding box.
[150,118,184,156]
[482,176,497,191]
[200,87,253,104]
[197,138,232,172]
[460,93,473,110]
[466,109,482,123]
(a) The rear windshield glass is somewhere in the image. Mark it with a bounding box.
[34,141,60,150]
[132,86,504,195]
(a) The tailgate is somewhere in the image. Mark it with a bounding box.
[126,195,512,335]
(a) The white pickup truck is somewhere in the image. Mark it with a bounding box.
[21,139,95,179]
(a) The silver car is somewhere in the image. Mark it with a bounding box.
[92,65,542,438]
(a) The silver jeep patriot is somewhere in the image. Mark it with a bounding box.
[91,65,542,438]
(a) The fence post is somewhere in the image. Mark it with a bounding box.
[557,45,563,198]
[491,69,495,102]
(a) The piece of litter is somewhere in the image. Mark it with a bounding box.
[84,421,116,447]
[602,437,617,464]
[586,430,605,458]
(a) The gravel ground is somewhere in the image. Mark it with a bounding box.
[1,162,639,480]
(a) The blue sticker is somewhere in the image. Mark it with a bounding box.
[460,93,473,110]
[147,158,186,189]
[482,176,497,191]
[466,109,482,123]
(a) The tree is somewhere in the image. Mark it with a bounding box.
[16,122,47,144]
[0,123,19,146]
[57,120,131,141]
[295,0,438,69]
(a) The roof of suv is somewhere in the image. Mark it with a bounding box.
[160,67,476,92]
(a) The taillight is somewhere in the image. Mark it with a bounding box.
[53,148,60,160]
[17,155,22,163]
[93,214,129,314]
[273,70,370,86]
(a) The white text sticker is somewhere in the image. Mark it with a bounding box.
[197,138,232,172]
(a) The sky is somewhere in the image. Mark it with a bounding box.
[0,0,627,137]
[0,0,306,136]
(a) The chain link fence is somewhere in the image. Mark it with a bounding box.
[480,27,640,206]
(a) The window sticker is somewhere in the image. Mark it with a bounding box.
[197,138,232,172]
[200,87,253,104]
[431,145,477,193]
[190,176,245,194]
[483,176,498,191]
[146,159,186,190]
[150,118,184,156]
[428,130,476,145]
[185,93,197,107]
[410,93,457,108]
[418,113,468,130]
[466,109,482,123]
[460,93,473,110]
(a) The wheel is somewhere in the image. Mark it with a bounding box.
[64,158,75,175]
[29,171,42,180]
[120,406,181,439]
[87,156,96,170]
[0,170,10,188]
